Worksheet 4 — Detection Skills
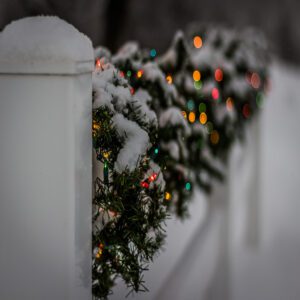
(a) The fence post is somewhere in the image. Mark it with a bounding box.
[0,17,93,300]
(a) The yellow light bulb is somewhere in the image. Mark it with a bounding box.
[193,70,201,82]
[165,192,171,201]
[188,112,196,123]
[103,151,111,159]
[199,112,207,125]
[166,75,173,84]
[92,121,101,131]
[137,70,143,78]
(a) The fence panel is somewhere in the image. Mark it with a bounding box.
[0,17,93,300]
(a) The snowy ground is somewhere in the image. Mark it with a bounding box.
[111,62,300,300]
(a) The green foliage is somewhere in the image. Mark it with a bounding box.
[92,24,269,299]
[92,77,167,299]
[106,26,269,218]
[110,43,194,218]
[158,25,269,214]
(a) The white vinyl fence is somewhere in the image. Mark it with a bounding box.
[0,17,93,300]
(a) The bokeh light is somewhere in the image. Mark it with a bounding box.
[166,75,173,84]
[182,111,187,119]
[199,112,207,124]
[165,192,172,201]
[210,130,220,145]
[199,102,206,112]
[103,151,111,159]
[141,181,149,188]
[194,80,202,90]
[150,48,157,58]
[242,103,251,118]
[127,70,132,77]
[212,87,219,100]
[187,99,195,111]
[188,111,196,123]
[215,68,223,82]
[193,36,203,49]
[193,70,201,81]
[92,120,101,133]
[95,58,101,69]
[226,97,234,111]
[185,182,191,191]
[251,72,261,89]
[137,70,143,78]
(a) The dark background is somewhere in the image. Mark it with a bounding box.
[0,0,299,64]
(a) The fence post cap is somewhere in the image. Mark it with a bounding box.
[0,16,94,74]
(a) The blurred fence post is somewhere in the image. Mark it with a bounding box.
[0,17,93,300]
[245,115,262,247]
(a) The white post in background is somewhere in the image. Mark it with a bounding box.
[245,115,262,247]
[0,17,93,300]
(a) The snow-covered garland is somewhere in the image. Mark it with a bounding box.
[92,54,167,299]
[110,43,194,217]
[92,25,269,299]
[104,25,269,218]
[158,24,269,211]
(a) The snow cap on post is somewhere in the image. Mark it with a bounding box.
[0,16,94,74]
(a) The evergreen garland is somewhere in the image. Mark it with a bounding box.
[92,24,269,299]
[92,60,167,299]
[107,25,269,218]
[110,43,194,218]
[158,24,269,214]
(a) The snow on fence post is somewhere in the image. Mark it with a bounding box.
[0,17,93,300]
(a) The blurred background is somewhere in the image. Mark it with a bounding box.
[0,0,300,64]
[1,1,299,300]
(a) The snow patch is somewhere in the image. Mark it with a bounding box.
[159,107,191,135]
[0,16,93,63]
[113,114,150,173]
